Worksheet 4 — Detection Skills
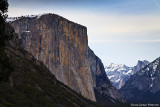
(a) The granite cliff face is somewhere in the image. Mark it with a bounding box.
[10,13,123,102]
[0,23,96,107]
[10,14,95,101]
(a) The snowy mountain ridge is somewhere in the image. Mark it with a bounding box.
[105,60,150,89]
[105,63,133,89]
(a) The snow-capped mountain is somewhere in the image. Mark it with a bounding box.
[105,63,133,89]
[105,60,150,89]
[119,57,160,103]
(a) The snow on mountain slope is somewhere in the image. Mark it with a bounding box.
[105,63,132,89]
[105,60,150,89]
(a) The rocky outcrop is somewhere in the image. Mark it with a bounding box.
[10,13,123,102]
[119,57,160,103]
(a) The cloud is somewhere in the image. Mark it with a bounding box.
[137,40,160,43]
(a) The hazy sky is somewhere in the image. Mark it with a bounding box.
[8,0,160,67]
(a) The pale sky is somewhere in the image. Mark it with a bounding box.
[8,0,160,67]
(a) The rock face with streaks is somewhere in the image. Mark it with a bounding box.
[11,14,95,101]
[0,23,96,107]
[10,13,123,102]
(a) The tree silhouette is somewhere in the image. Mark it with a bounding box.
[0,0,8,15]
[0,0,9,44]
[0,0,13,82]
[0,0,8,28]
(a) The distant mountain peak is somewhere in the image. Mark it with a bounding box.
[132,60,150,74]
[105,63,132,89]
[105,60,150,89]
[137,60,149,65]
